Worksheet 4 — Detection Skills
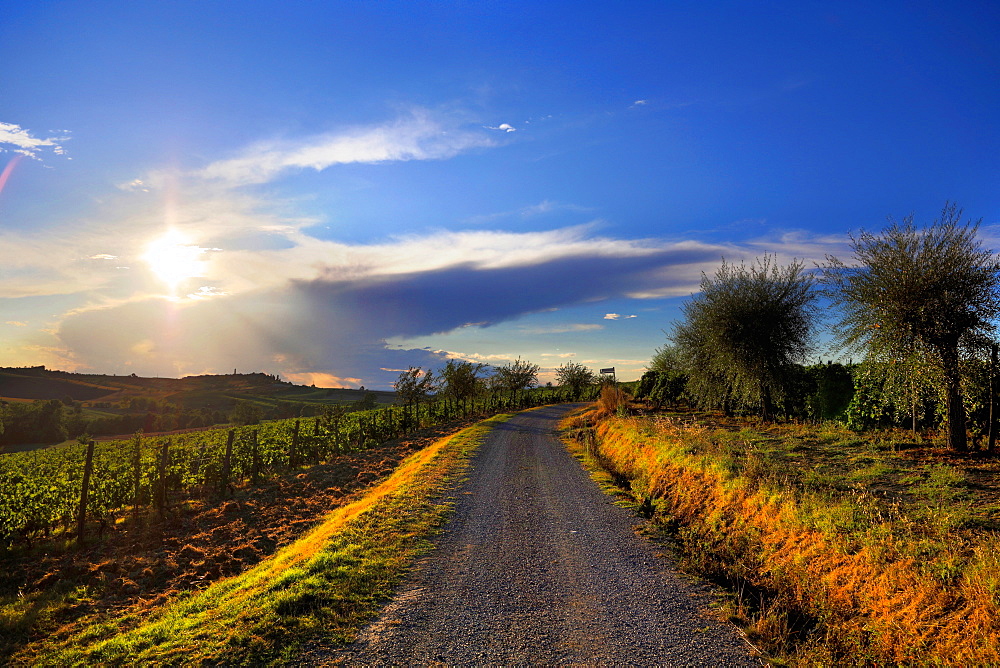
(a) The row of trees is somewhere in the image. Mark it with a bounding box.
[394,358,605,406]
[662,204,999,452]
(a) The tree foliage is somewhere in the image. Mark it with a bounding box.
[393,366,436,405]
[554,362,596,399]
[672,255,817,419]
[822,204,1000,450]
[491,357,540,392]
[437,360,488,401]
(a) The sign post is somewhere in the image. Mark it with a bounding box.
[599,367,616,382]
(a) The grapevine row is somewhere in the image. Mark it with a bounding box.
[0,388,586,547]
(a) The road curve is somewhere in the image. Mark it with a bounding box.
[320,404,758,666]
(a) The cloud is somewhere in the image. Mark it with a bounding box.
[284,372,363,389]
[3,110,846,389]
[5,321,27,327]
[117,179,149,192]
[194,110,494,186]
[0,122,70,159]
[36,212,850,388]
[50,227,728,386]
[630,100,648,108]
[485,123,516,133]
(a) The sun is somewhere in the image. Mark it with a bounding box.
[142,229,206,294]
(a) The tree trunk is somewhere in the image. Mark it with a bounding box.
[989,344,997,453]
[942,346,967,452]
[761,386,774,422]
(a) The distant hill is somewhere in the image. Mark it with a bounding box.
[0,366,396,448]
[0,366,392,404]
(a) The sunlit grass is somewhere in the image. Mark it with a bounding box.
[563,408,1000,665]
[16,414,510,666]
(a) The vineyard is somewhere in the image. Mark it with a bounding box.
[0,388,583,548]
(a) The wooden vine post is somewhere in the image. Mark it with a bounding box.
[132,431,142,520]
[289,419,300,468]
[77,439,95,541]
[157,442,169,514]
[250,429,260,483]
[221,429,235,496]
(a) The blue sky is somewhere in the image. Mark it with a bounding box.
[1,0,997,388]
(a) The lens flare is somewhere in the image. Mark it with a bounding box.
[142,229,206,294]
[0,155,24,199]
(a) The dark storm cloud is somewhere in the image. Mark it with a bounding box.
[55,241,724,387]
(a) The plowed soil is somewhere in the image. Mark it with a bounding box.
[2,420,477,659]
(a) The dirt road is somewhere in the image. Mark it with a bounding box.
[316,404,758,665]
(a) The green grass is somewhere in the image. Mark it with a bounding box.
[14,413,512,666]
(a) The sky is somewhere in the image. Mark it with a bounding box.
[1,1,997,389]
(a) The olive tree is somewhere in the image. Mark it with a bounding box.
[555,361,596,400]
[823,204,1000,451]
[492,357,540,393]
[393,366,436,406]
[438,359,488,402]
[672,255,817,420]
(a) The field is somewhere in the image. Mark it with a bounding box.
[564,401,1000,665]
[0,382,573,662]
[1,412,510,663]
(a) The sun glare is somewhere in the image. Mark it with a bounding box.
[142,229,206,294]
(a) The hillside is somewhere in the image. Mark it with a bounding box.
[0,366,396,448]
[0,366,392,404]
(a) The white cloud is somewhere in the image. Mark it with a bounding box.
[117,179,149,192]
[5,321,27,327]
[630,100,648,108]
[187,286,227,300]
[485,123,516,133]
[195,110,494,186]
[0,122,70,159]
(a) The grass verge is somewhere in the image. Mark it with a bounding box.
[13,413,510,666]
[562,408,1000,666]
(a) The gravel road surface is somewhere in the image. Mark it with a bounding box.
[316,404,759,666]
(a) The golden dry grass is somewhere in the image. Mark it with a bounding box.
[566,410,1000,665]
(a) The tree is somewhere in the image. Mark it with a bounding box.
[649,343,682,374]
[822,204,1000,451]
[555,362,596,400]
[672,255,817,420]
[353,391,378,410]
[492,357,540,393]
[438,359,488,402]
[393,366,436,406]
